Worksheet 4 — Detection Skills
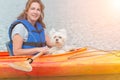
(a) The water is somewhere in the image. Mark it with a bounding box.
[1,0,120,79]
[0,0,27,51]
[1,0,120,51]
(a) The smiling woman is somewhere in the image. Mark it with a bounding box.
[7,0,52,56]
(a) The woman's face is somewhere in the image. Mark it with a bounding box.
[26,2,41,24]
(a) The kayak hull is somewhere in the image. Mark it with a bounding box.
[1,48,120,78]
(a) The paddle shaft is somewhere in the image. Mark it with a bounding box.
[31,52,43,60]
[27,52,43,64]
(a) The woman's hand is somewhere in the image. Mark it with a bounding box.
[36,46,49,53]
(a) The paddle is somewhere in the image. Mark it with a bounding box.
[9,52,43,72]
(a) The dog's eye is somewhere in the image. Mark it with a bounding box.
[59,36,62,39]
[54,36,56,38]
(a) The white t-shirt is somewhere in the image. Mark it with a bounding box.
[11,23,28,42]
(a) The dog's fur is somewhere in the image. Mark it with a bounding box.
[48,28,74,54]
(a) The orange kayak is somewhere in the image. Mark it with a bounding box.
[0,48,120,78]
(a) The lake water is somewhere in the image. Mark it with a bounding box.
[1,0,120,79]
[1,0,120,51]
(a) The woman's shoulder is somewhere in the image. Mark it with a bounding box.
[13,23,27,32]
[11,23,28,40]
[14,23,26,30]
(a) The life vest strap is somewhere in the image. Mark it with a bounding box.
[23,42,46,47]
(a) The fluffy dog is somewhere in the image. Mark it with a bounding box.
[48,28,74,54]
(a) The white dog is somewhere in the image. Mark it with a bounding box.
[48,28,74,54]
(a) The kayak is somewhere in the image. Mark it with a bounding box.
[0,47,120,78]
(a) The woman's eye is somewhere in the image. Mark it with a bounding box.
[37,9,40,11]
[30,7,35,10]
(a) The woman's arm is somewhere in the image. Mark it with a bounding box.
[12,34,48,56]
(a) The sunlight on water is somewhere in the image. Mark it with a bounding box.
[108,0,120,12]
[106,0,120,20]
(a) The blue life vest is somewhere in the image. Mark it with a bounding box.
[8,19,46,55]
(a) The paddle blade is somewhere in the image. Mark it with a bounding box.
[9,61,32,72]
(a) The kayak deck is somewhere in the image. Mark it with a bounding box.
[1,48,120,78]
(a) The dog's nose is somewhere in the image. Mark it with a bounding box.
[56,39,59,41]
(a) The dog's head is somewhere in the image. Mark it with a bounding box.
[49,28,67,47]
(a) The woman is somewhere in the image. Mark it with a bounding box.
[8,0,52,56]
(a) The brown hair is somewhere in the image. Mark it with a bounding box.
[17,0,46,28]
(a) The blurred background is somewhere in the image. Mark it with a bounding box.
[0,0,120,51]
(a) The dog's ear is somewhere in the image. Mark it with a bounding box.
[49,28,56,36]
